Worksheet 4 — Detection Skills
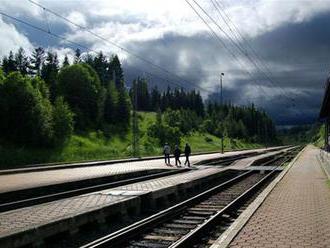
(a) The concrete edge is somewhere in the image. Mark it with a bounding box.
[0,146,287,176]
[209,145,307,248]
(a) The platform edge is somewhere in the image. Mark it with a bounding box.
[209,145,307,248]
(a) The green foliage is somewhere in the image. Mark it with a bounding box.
[0,112,263,168]
[147,110,183,147]
[14,47,29,76]
[0,46,277,167]
[0,69,4,84]
[41,51,59,102]
[30,47,45,76]
[57,64,103,130]
[2,51,17,74]
[129,83,204,116]
[205,102,276,143]
[110,55,124,89]
[52,97,74,144]
[163,109,201,134]
[278,123,322,145]
[0,72,54,146]
[130,78,151,111]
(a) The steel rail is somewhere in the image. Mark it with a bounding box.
[169,150,300,248]
[0,151,263,212]
[80,170,254,248]
[81,151,297,248]
[169,166,279,247]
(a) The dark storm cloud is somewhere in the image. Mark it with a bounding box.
[2,2,330,126]
[120,12,330,125]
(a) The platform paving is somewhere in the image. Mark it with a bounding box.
[0,167,226,247]
[0,148,277,194]
[227,145,330,248]
[0,147,290,247]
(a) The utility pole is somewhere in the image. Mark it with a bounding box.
[264,122,268,149]
[132,80,140,158]
[220,72,224,154]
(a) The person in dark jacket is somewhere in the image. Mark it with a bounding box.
[174,145,181,167]
[184,143,191,167]
[163,143,171,165]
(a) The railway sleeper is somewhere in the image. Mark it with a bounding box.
[143,235,178,242]
[172,219,203,225]
[152,228,188,235]
[163,223,196,229]
[129,240,170,248]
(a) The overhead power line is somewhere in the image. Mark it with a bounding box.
[191,0,295,105]
[0,11,212,93]
[207,0,310,117]
[27,0,210,93]
[184,0,276,102]
[211,0,296,103]
[185,0,308,120]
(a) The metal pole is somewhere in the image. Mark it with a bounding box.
[326,118,329,151]
[132,80,139,157]
[220,74,223,106]
[220,73,224,154]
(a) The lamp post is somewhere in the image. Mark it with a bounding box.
[220,72,224,154]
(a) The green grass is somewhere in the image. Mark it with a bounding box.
[0,112,263,169]
[314,124,325,148]
[327,180,330,188]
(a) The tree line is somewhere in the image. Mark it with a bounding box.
[0,46,277,149]
[0,47,130,147]
[129,77,204,116]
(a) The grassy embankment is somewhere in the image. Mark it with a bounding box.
[0,112,263,168]
[313,124,325,148]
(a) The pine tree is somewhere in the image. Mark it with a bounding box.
[15,47,29,76]
[41,52,59,102]
[2,51,17,74]
[110,55,124,89]
[74,48,81,64]
[29,47,45,76]
[93,52,108,86]
[62,55,70,67]
[151,86,161,111]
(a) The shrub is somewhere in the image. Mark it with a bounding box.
[57,64,103,130]
[0,72,54,146]
[52,97,74,145]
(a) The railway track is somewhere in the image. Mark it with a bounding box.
[1,152,264,213]
[81,153,291,248]
[195,153,256,166]
[0,169,189,212]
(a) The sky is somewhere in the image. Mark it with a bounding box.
[1,0,330,125]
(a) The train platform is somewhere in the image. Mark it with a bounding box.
[0,147,279,194]
[0,148,289,248]
[0,166,229,248]
[212,145,330,248]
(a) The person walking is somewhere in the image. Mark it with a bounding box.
[163,143,171,165]
[174,145,181,167]
[184,143,191,167]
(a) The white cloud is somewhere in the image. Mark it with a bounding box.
[222,0,330,38]
[0,17,33,57]
[67,11,87,28]
[1,0,41,18]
